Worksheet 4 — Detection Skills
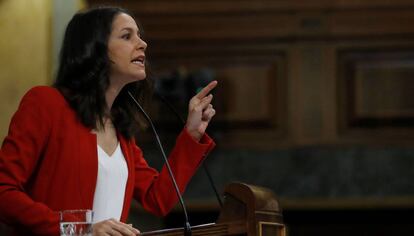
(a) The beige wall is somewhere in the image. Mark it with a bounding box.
[0,0,52,140]
[0,0,86,140]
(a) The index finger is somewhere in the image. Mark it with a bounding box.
[196,81,218,99]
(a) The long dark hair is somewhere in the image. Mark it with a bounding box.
[54,6,152,139]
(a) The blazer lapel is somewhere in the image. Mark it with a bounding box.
[118,134,135,221]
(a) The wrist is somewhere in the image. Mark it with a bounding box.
[185,127,202,142]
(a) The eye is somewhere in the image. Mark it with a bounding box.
[121,33,131,40]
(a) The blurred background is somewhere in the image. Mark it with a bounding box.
[2,0,414,235]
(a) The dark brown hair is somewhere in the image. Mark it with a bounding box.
[54,6,152,139]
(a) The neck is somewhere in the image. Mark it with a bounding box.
[105,76,127,111]
[98,88,119,133]
[105,86,120,111]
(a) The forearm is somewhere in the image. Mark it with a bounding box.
[0,185,59,235]
[136,128,215,216]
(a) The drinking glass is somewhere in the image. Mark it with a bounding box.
[59,209,93,236]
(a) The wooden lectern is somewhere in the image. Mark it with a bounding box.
[139,182,286,236]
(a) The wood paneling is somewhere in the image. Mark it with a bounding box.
[148,45,288,148]
[87,0,414,147]
[338,48,414,138]
[89,0,414,41]
[89,0,414,14]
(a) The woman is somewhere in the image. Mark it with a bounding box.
[0,6,217,236]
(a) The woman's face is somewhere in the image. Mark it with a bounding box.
[107,13,147,87]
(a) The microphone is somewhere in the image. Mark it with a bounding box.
[155,92,223,208]
[127,91,192,236]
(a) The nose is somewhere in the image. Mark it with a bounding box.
[136,37,147,51]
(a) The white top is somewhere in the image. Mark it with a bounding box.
[92,143,128,223]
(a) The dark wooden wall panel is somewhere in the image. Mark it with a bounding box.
[148,46,287,148]
[88,0,414,147]
[337,48,414,140]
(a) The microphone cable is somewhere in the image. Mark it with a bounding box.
[128,91,192,236]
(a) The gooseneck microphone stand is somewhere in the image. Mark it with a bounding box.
[128,91,192,236]
[155,92,223,208]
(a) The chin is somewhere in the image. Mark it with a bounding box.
[136,74,146,81]
[130,72,146,82]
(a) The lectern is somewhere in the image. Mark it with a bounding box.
[139,182,286,236]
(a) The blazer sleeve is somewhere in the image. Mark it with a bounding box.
[132,128,215,216]
[0,87,59,235]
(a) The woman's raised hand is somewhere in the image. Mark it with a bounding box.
[185,81,218,141]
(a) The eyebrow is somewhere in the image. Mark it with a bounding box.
[120,27,140,34]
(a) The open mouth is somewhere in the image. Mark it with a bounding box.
[131,55,145,65]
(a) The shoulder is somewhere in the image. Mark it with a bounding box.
[17,86,71,120]
[23,86,63,102]
[21,86,67,107]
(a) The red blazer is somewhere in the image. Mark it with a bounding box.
[0,86,215,235]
